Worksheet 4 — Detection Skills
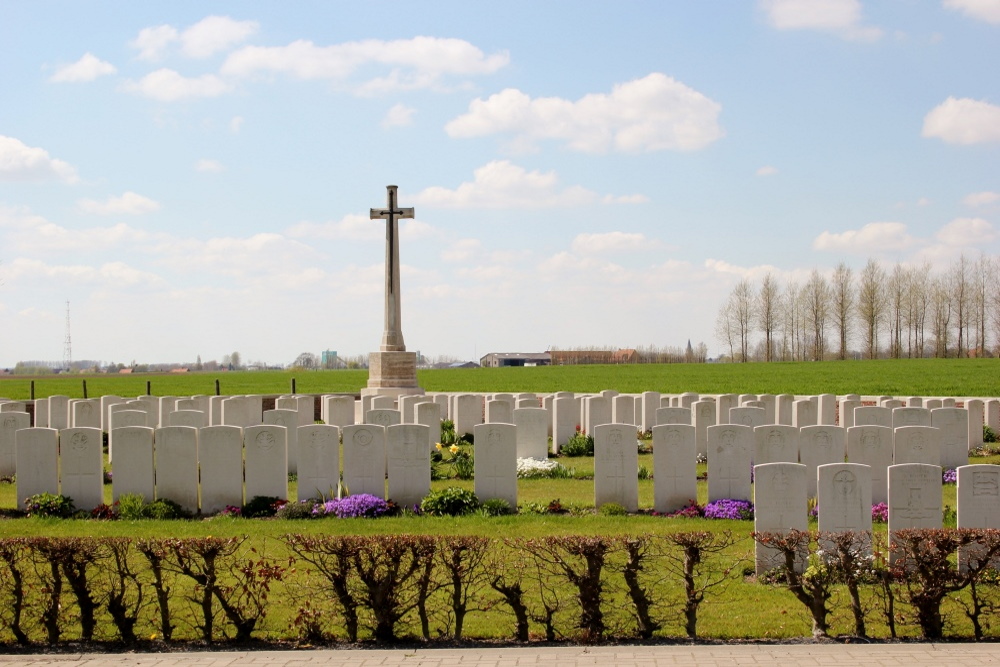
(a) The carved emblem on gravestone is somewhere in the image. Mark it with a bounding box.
[2,418,15,429]
[901,486,933,520]
[740,414,752,426]
[665,428,680,448]
[910,432,926,453]
[814,430,830,452]
[861,430,880,451]
[718,429,736,454]
[71,432,88,451]
[973,472,999,497]
[834,470,856,499]
[354,428,373,447]
[255,431,275,451]
[308,431,323,451]
[700,405,712,418]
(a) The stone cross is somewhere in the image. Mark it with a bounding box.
[370,185,414,352]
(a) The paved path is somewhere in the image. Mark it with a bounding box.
[0,644,998,667]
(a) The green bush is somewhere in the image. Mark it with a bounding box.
[984,425,997,443]
[115,493,148,520]
[598,502,628,516]
[23,493,75,518]
[115,493,188,520]
[420,486,481,516]
[275,500,316,520]
[561,430,594,457]
[638,465,652,480]
[243,495,285,518]
[145,498,188,520]
[480,498,515,516]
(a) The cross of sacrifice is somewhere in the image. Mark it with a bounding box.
[370,185,414,353]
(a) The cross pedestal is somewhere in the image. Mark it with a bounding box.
[362,185,424,399]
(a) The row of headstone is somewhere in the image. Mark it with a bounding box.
[752,461,1000,573]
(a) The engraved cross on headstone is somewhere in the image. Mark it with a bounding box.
[370,185,414,352]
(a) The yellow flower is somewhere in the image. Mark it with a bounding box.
[150,633,157,640]
[449,444,460,454]
[435,443,443,450]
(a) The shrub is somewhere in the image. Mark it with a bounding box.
[598,502,628,516]
[115,494,188,520]
[314,494,391,519]
[664,501,704,518]
[276,500,316,520]
[561,430,594,457]
[243,495,285,518]
[90,502,117,520]
[984,425,997,443]
[145,498,188,520]
[116,493,148,520]
[421,487,481,516]
[480,498,515,516]
[24,493,75,518]
[704,499,754,520]
[637,465,652,480]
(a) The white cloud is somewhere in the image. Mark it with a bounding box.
[3,257,164,287]
[414,160,604,209]
[922,97,1000,144]
[963,191,1000,206]
[155,233,318,279]
[571,232,657,255]
[935,217,997,245]
[382,103,416,128]
[130,17,257,61]
[440,239,481,262]
[0,206,159,252]
[917,197,932,206]
[445,73,723,153]
[221,36,508,94]
[230,116,244,133]
[760,0,883,40]
[180,16,258,58]
[49,53,117,83]
[813,221,918,252]
[77,192,161,215]
[756,165,779,176]
[123,69,234,102]
[0,135,78,183]
[601,193,650,204]
[195,159,225,172]
[944,0,1000,24]
[130,25,179,61]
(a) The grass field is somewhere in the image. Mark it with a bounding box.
[3,357,1000,399]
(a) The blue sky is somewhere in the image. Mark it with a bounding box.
[1,0,998,367]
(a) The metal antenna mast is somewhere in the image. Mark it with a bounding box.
[63,301,72,371]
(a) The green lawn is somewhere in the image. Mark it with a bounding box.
[3,357,1000,399]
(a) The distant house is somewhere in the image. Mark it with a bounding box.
[118,368,133,374]
[480,352,551,368]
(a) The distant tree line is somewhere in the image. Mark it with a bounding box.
[715,254,996,362]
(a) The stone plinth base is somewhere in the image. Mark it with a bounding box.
[362,351,423,398]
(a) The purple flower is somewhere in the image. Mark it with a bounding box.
[704,498,754,520]
[872,502,888,523]
[942,468,957,484]
[313,494,389,519]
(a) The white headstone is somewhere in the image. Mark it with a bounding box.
[640,391,661,432]
[693,400,716,458]
[32,400,49,428]
[366,408,402,429]
[584,396,612,435]
[986,399,1000,432]
[754,462,808,574]
[135,396,161,428]
[153,426,199,514]
[656,407,691,426]
[818,394,837,425]
[473,423,517,507]
[386,424,430,508]
[758,394,776,425]
[957,464,1000,571]
[942,397,956,408]
[209,395,225,426]
[612,395,635,426]
[16,427,59,503]
[888,463,942,563]
[847,425,893,505]
[552,396,578,453]
[71,399,101,429]
[652,424,696,513]
[594,423,639,512]
[371,395,395,410]
[342,424,386,498]
[100,395,124,431]
[883,399,904,410]
[753,425,799,465]
[907,396,923,408]
[168,410,207,428]
[264,408,300,474]
[679,392,699,408]
[717,394,737,425]
[297,424,340,501]
[817,463,873,556]
[967,399,985,448]
[0,412,30,477]
[244,424,288,501]
[59,427,103,511]
[198,425,244,513]
[707,424,752,502]
[485,399,514,424]
[108,409,149,461]
[738,394,758,405]
[854,406,891,428]
[48,396,70,431]
[221,397,251,428]
[893,425,941,466]
[792,399,817,428]
[324,396,356,427]
[892,407,931,429]
[925,398,943,410]
[111,426,155,502]
[776,394,794,426]
[513,407,549,460]
[730,406,766,429]
[932,408,969,470]
[399,395,427,423]
[453,395,483,438]
[415,401,442,451]
[839,399,861,429]
[799,425,846,498]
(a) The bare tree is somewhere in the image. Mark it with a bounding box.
[951,254,971,357]
[802,270,830,361]
[731,279,757,362]
[830,262,854,360]
[906,262,931,358]
[971,254,990,357]
[714,301,737,362]
[780,281,802,361]
[931,274,953,357]
[887,264,907,359]
[857,258,887,359]
[757,273,780,362]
